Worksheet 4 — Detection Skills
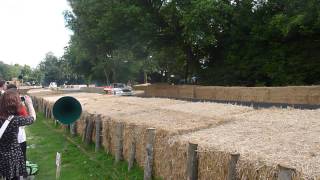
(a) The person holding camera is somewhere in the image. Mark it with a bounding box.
[6,84,36,164]
[0,90,35,180]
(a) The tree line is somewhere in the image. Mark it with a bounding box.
[2,0,320,87]
[61,0,320,86]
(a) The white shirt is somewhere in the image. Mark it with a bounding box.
[18,126,26,143]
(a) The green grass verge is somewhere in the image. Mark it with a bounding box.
[26,113,143,180]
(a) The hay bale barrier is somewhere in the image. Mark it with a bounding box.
[27,89,320,180]
[145,85,320,107]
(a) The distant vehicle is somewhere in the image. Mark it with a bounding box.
[104,83,133,96]
[49,82,57,88]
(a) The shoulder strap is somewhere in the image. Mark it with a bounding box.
[0,115,14,139]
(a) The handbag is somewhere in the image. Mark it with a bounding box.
[0,115,14,139]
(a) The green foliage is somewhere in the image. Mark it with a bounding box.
[0,62,31,82]
[61,0,320,86]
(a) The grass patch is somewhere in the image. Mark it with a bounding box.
[26,113,143,180]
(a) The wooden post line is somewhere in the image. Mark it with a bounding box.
[144,128,156,180]
[187,142,198,180]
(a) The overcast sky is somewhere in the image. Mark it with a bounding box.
[0,0,72,68]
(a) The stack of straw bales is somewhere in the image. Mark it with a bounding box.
[28,89,320,179]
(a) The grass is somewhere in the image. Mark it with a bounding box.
[26,113,143,180]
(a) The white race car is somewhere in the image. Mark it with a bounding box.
[104,83,133,96]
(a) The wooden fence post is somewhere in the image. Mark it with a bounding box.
[85,115,94,145]
[104,118,112,154]
[227,153,240,180]
[56,152,62,180]
[115,122,124,163]
[144,128,156,180]
[70,122,77,137]
[187,142,198,180]
[40,99,43,113]
[45,103,49,119]
[82,114,88,142]
[278,165,295,180]
[128,125,136,171]
[95,115,102,152]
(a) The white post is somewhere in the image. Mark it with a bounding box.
[56,152,62,179]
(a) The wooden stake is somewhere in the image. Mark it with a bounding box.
[82,115,88,142]
[115,122,124,163]
[128,125,136,171]
[227,153,240,180]
[56,152,62,180]
[85,115,94,145]
[95,115,102,152]
[128,140,136,171]
[70,122,76,137]
[105,118,112,154]
[278,165,295,180]
[187,142,198,180]
[144,128,156,180]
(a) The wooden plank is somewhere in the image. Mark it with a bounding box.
[144,128,156,180]
[187,142,198,180]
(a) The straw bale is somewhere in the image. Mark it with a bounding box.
[307,86,320,104]
[155,134,189,179]
[160,102,254,119]
[95,96,186,108]
[197,150,232,180]
[33,91,320,179]
[175,108,320,179]
[177,85,196,99]
[194,86,217,100]
[117,106,250,179]
[122,123,149,167]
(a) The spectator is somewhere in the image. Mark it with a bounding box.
[0,90,35,179]
[6,84,36,165]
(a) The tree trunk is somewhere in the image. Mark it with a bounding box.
[185,45,194,83]
[103,68,110,85]
[144,71,148,84]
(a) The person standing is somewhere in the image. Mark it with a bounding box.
[6,84,36,164]
[0,90,35,180]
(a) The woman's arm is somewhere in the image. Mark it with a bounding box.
[12,116,34,127]
[24,95,36,120]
